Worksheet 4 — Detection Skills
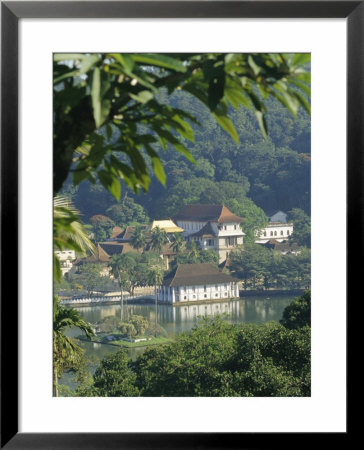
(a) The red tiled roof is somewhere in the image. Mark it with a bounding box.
[120,225,150,240]
[110,226,123,239]
[99,242,139,255]
[174,204,244,223]
[84,244,110,262]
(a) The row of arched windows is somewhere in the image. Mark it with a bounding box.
[263,230,291,237]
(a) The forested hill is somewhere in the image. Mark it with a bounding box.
[63,88,310,226]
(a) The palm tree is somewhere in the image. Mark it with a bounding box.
[186,240,200,259]
[108,254,129,321]
[53,295,94,397]
[149,226,169,254]
[130,225,147,252]
[147,267,164,337]
[53,196,94,282]
[171,232,186,254]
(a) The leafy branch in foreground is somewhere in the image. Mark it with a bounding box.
[54,53,310,199]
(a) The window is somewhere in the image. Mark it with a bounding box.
[264,231,267,236]
[225,237,237,247]
[280,230,284,236]
[204,294,207,298]
[184,296,187,300]
[204,285,207,291]
[270,231,273,236]
[234,225,237,230]
[287,230,290,235]
[274,231,277,236]
[224,225,227,230]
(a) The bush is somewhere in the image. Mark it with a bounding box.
[119,323,137,338]
[97,315,122,333]
[280,290,311,329]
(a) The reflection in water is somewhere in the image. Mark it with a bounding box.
[74,295,294,337]
[62,295,298,388]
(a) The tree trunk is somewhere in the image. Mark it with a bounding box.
[154,285,158,337]
[120,285,124,321]
[53,365,59,397]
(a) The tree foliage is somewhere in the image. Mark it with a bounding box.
[54,53,310,200]
[53,295,95,396]
[91,349,140,397]
[53,196,95,281]
[106,197,149,228]
[129,225,148,251]
[149,226,169,253]
[288,207,311,248]
[280,290,311,329]
[89,214,115,242]
[83,316,310,397]
[229,243,311,289]
[76,263,111,295]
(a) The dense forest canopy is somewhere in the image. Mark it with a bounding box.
[62,90,310,224]
[54,52,310,278]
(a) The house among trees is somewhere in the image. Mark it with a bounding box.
[173,204,245,263]
[112,225,150,243]
[54,249,76,275]
[254,210,293,244]
[74,242,139,267]
[158,263,240,304]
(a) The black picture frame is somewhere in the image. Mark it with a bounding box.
[1,1,357,448]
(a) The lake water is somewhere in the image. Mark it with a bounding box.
[68,293,299,363]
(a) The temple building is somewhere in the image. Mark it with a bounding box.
[173,204,245,263]
[158,263,240,304]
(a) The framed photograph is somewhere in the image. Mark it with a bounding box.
[1,1,357,448]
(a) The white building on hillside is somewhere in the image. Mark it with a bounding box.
[54,249,76,275]
[255,222,294,243]
[255,210,293,244]
[173,204,245,263]
[158,263,240,304]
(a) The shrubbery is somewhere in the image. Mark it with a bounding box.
[77,292,311,397]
